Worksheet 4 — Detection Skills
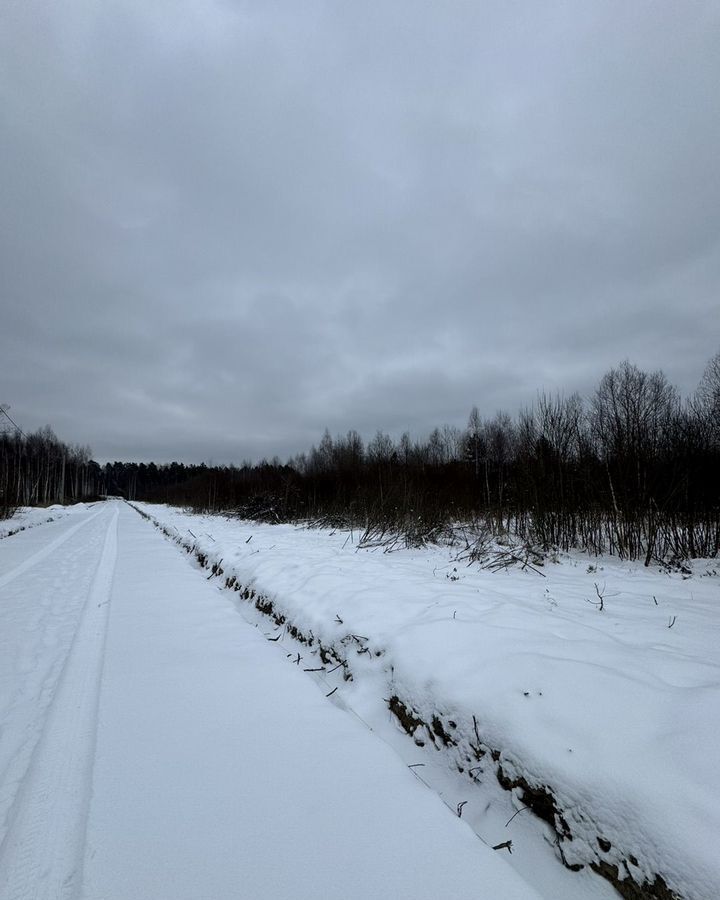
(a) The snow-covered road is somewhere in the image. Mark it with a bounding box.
[0,501,539,899]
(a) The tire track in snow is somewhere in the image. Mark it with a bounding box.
[0,515,110,852]
[0,509,105,590]
[0,507,118,900]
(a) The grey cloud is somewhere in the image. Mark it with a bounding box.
[1,1,718,463]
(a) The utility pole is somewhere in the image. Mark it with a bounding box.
[0,405,23,510]
[0,404,23,437]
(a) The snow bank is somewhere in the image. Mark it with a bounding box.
[134,502,720,900]
[0,502,94,539]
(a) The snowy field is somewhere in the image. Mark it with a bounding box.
[133,501,720,900]
[0,499,717,899]
[0,501,542,899]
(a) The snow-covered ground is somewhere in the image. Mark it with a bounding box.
[0,500,542,899]
[134,502,720,900]
[0,502,90,540]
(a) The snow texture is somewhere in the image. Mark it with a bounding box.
[0,504,86,541]
[0,501,541,899]
[134,502,720,900]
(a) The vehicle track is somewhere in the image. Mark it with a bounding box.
[0,507,118,900]
[0,509,105,591]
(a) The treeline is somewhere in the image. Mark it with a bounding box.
[111,354,719,563]
[3,354,718,562]
[0,426,103,517]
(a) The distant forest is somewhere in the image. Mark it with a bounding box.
[2,355,719,562]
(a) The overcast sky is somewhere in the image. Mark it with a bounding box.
[1,1,718,463]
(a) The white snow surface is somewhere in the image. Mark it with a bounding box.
[0,503,87,540]
[134,502,720,900]
[0,500,540,899]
